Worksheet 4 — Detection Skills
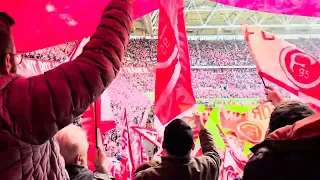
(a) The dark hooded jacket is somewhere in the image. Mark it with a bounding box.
[243,114,320,180]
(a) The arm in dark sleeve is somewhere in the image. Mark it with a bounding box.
[6,0,133,144]
[199,128,222,168]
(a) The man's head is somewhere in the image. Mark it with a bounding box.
[269,100,315,133]
[162,119,195,157]
[0,12,18,75]
[55,124,89,167]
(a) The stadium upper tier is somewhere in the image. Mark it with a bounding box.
[24,38,320,98]
[24,38,320,65]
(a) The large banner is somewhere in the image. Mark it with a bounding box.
[214,0,320,17]
[18,58,61,77]
[243,25,320,110]
[2,0,158,52]
[200,102,274,157]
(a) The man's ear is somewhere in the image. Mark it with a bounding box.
[3,54,12,74]
[1,54,11,74]
[76,154,84,166]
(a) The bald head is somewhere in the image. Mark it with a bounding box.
[55,124,89,166]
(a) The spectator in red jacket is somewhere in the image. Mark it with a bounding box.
[0,0,133,179]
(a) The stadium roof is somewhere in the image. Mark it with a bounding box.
[132,0,320,36]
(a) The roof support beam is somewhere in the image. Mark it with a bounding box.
[154,24,320,29]
[189,0,204,25]
[231,11,242,25]
[142,14,154,37]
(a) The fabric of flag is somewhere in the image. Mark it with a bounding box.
[123,109,135,177]
[4,0,320,52]
[2,0,158,52]
[82,97,116,171]
[216,125,248,180]
[81,104,96,171]
[243,25,320,109]
[154,0,196,128]
[213,0,320,17]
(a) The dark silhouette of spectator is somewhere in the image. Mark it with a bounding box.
[134,114,221,180]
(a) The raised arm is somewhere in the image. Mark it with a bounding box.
[199,128,221,168]
[194,113,221,168]
[6,0,133,144]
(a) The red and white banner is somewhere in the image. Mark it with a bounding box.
[131,126,162,150]
[216,125,247,180]
[120,67,155,74]
[243,25,320,108]
[154,0,196,133]
[18,58,61,77]
[220,102,273,143]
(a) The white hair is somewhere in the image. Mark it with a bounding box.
[55,124,89,164]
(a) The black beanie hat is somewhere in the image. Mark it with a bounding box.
[163,118,194,156]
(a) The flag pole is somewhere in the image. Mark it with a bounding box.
[94,101,99,149]
[260,76,266,88]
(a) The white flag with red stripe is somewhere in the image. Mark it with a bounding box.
[243,25,320,110]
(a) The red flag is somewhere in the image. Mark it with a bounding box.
[81,104,96,171]
[131,126,162,148]
[138,137,148,164]
[243,25,320,109]
[68,37,90,61]
[154,0,196,128]
[18,58,61,77]
[123,109,135,174]
[216,125,247,180]
[82,97,116,171]
[216,125,247,170]
[3,0,158,52]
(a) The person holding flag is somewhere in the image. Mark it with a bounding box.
[0,0,133,179]
[242,87,320,180]
[55,125,114,180]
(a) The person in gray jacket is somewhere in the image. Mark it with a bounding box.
[56,124,114,180]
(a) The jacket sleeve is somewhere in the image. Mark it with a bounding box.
[5,0,133,145]
[199,128,222,168]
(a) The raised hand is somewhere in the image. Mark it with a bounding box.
[264,86,282,106]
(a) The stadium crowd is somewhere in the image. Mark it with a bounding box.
[25,38,320,100]
[1,0,320,179]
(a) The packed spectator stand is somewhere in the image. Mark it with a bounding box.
[26,38,320,100]
[25,37,320,131]
[27,38,320,98]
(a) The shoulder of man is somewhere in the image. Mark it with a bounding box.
[242,146,275,180]
[134,166,162,180]
[248,141,275,164]
[0,74,21,91]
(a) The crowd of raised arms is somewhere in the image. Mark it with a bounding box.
[1,0,320,180]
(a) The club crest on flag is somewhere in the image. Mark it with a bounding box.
[279,46,320,89]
